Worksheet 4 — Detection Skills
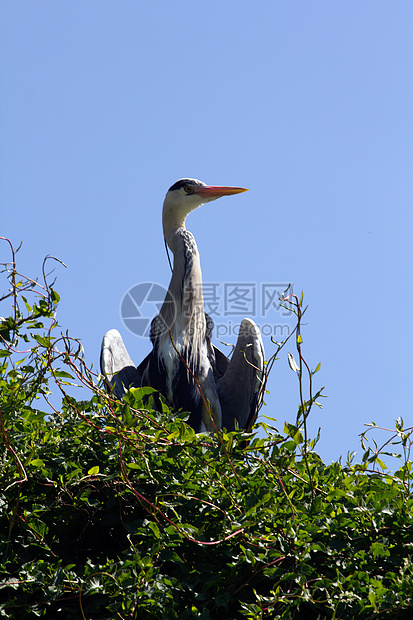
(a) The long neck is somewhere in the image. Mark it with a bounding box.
[164,227,205,335]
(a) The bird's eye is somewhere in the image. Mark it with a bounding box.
[184,186,193,194]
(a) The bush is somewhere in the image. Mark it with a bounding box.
[1,238,412,619]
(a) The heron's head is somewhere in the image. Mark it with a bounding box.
[162,178,248,233]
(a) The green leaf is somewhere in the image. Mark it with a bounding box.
[21,296,32,313]
[375,457,387,470]
[284,422,304,445]
[29,518,48,538]
[50,289,60,303]
[32,334,51,348]
[88,465,100,475]
[29,459,45,468]
[54,370,74,379]
[148,522,160,539]
[370,542,390,558]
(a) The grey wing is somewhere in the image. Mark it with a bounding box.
[100,329,142,399]
[204,312,230,380]
[217,318,264,431]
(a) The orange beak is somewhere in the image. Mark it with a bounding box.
[194,185,248,199]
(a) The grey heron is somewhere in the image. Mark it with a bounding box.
[101,178,264,433]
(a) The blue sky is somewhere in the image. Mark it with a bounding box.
[1,1,412,464]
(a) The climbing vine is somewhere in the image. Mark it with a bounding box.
[1,238,412,619]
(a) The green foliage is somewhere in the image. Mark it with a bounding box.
[1,240,413,619]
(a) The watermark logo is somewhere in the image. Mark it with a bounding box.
[120,282,175,338]
[120,282,294,339]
